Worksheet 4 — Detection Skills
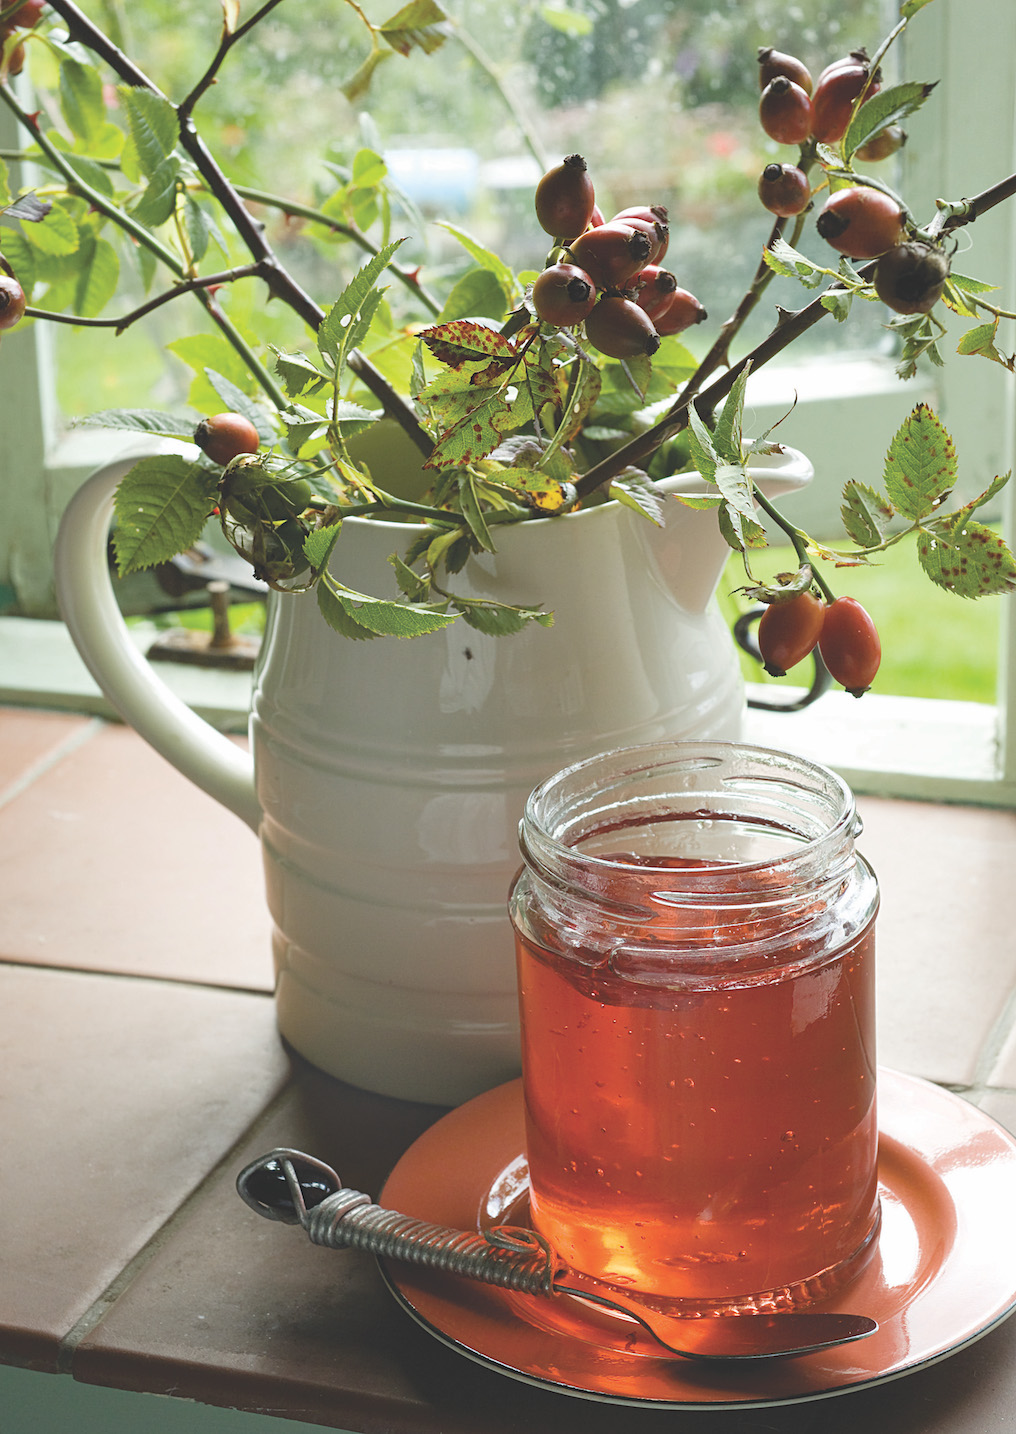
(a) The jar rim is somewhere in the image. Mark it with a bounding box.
[520,740,860,897]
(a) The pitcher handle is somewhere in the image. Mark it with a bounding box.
[53,447,260,831]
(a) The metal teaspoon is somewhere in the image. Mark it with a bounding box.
[236,1148,877,1363]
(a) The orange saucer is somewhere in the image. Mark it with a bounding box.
[379,1068,1016,1409]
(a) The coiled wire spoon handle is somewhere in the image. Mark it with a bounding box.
[236,1148,877,1363]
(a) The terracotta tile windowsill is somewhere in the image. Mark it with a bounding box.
[2,704,1016,1433]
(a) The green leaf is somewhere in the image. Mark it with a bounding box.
[330,397,376,426]
[714,460,757,524]
[119,87,179,180]
[438,267,510,323]
[427,390,530,469]
[379,0,451,57]
[843,81,936,162]
[901,0,935,16]
[130,154,181,227]
[947,271,997,298]
[615,353,653,401]
[278,409,327,454]
[956,317,1014,369]
[390,551,430,601]
[840,480,894,547]
[72,233,119,317]
[540,4,595,36]
[273,347,327,398]
[483,465,569,511]
[686,407,719,483]
[435,221,516,300]
[75,408,198,439]
[821,289,854,322]
[112,455,217,574]
[673,492,722,512]
[167,335,255,411]
[316,581,378,639]
[453,596,553,635]
[420,318,517,368]
[303,521,342,573]
[203,369,276,442]
[457,472,495,551]
[918,518,1016,597]
[718,502,767,555]
[0,227,36,293]
[712,366,749,464]
[343,283,386,357]
[950,471,1011,525]
[941,275,989,319]
[323,581,457,637]
[608,470,665,525]
[183,194,225,263]
[316,238,404,367]
[59,56,106,143]
[19,201,78,256]
[347,183,380,234]
[58,149,115,199]
[762,236,827,288]
[340,47,392,105]
[883,404,958,520]
[351,147,387,188]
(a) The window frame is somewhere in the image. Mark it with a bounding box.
[2,0,1015,804]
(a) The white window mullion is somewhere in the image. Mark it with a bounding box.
[906,0,1016,790]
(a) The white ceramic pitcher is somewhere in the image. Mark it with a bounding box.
[54,425,811,1104]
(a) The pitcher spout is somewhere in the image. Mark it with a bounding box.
[639,445,815,615]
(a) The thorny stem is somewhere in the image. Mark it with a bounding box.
[928,171,1016,240]
[229,186,444,316]
[176,0,291,127]
[38,0,435,457]
[27,264,263,332]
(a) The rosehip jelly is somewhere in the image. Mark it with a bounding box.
[509,741,880,1314]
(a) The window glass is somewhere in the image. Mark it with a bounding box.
[38,0,893,421]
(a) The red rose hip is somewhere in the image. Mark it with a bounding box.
[0,273,27,330]
[532,262,597,326]
[757,162,811,217]
[569,221,655,290]
[584,296,661,359]
[757,591,826,676]
[195,412,261,466]
[816,186,904,259]
[759,76,813,145]
[534,155,596,242]
[757,46,813,96]
[818,596,881,696]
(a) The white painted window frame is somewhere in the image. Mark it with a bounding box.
[2,0,1015,805]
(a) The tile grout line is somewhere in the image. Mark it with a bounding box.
[0,953,273,1001]
[0,715,108,811]
[54,1078,296,1376]
[971,979,1016,1089]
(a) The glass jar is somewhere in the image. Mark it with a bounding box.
[509,740,880,1315]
